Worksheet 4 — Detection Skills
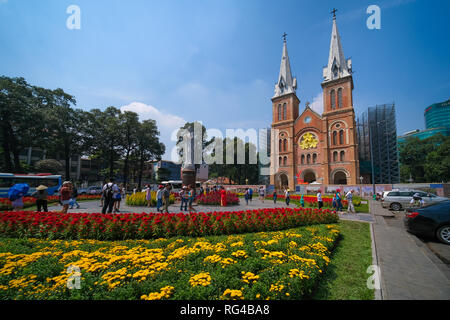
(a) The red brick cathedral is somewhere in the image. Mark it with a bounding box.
[270,15,360,191]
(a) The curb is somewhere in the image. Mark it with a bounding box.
[370,219,384,300]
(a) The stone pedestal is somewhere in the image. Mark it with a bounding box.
[182,168,196,188]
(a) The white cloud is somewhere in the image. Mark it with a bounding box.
[120,102,187,160]
[309,92,324,115]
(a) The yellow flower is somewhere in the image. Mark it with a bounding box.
[189,272,212,287]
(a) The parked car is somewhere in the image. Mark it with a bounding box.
[381,189,448,211]
[404,200,450,245]
[79,186,102,195]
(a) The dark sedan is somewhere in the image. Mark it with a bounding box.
[404,200,450,245]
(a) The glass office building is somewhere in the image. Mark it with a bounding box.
[398,99,450,143]
[425,99,450,129]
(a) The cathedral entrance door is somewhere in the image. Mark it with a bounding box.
[303,171,316,184]
[279,174,289,190]
[333,171,347,185]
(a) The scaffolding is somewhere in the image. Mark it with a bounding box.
[357,104,400,184]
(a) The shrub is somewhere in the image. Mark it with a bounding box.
[196,192,240,206]
[125,191,175,206]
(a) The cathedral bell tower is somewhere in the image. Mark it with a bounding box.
[270,34,299,191]
[321,10,359,185]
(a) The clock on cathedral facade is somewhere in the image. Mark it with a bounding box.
[270,13,360,191]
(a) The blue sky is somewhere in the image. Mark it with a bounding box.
[1,0,449,159]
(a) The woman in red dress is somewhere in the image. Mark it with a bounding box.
[220,187,227,207]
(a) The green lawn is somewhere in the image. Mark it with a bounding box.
[313,220,374,300]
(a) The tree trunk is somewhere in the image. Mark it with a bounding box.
[137,154,144,191]
[8,126,22,173]
[123,149,130,187]
[64,142,70,181]
[1,124,13,172]
[109,142,114,179]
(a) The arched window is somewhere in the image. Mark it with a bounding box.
[339,130,344,145]
[307,154,311,164]
[283,156,287,166]
[333,151,338,162]
[313,154,317,164]
[283,139,287,152]
[330,90,336,109]
[278,105,282,121]
[332,131,337,145]
[337,88,343,108]
[301,155,305,165]
[283,103,287,120]
[340,151,345,162]
[279,157,282,166]
[279,139,282,151]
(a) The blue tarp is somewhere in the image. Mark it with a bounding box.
[8,183,30,201]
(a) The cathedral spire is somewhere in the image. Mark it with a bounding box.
[323,12,352,82]
[273,34,297,98]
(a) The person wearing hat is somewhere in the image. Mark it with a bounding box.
[32,185,49,212]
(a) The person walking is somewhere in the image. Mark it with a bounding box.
[69,184,80,209]
[100,180,106,207]
[258,186,265,203]
[145,185,152,207]
[101,179,115,214]
[336,189,343,212]
[284,188,290,206]
[317,190,323,209]
[113,184,123,213]
[244,188,249,205]
[156,185,163,212]
[188,185,196,212]
[346,189,355,213]
[248,188,253,202]
[220,186,227,207]
[60,181,72,214]
[300,194,305,208]
[332,193,337,210]
[162,185,170,213]
[32,185,48,212]
[273,190,277,204]
[9,183,29,212]
[180,186,188,211]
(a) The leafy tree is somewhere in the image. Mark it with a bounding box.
[85,107,122,179]
[118,111,140,187]
[399,133,449,182]
[0,77,47,172]
[132,120,165,190]
[209,137,259,184]
[176,121,214,165]
[34,159,63,174]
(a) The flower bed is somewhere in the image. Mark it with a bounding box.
[196,192,240,206]
[0,195,101,211]
[0,208,338,240]
[125,191,175,207]
[0,223,340,300]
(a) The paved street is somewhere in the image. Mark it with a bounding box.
[371,200,450,300]
[48,198,374,224]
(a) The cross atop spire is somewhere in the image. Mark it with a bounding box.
[273,36,297,98]
[322,13,352,82]
[331,8,337,19]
